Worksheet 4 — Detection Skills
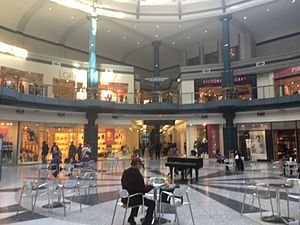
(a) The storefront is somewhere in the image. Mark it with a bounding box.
[194,75,257,103]
[0,66,43,95]
[274,66,300,96]
[0,121,18,164]
[19,122,84,164]
[237,121,300,161]
[98,82,128,103]
[98,127,126,156]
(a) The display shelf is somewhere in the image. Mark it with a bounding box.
[54,133,70,159]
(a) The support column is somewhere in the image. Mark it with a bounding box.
[152,41,161,102]
[84,111,98,160]
[154,123,160,156]
[186,125,190,156]
[222,111,237,158]
[87,3,98,99]
[220,14,234,99]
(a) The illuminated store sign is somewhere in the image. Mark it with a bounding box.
[59,71,76,80]
[202,76,247,85]
[274,66,300,79]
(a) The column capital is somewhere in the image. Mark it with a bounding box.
[86,111,98,124]
[219,14,232,22]
[152,41,161,47]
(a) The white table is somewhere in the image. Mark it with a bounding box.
[262,181,294,224]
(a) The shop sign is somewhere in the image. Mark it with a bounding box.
[105,129,115,145]
[274,66,300,79]
[58,71,76,80]
[145,77,168,82]
[202,76,247,85]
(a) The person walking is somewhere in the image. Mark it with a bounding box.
[68,141,77,163]
[41,141,49,164]
[77,143,83,161]
[50,142,59,159]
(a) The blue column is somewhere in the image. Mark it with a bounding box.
[87,12,98,98]
[220,14,234,88]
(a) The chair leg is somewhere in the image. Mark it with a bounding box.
[16,184,25,216]
[241,189,247,215]
[286,189,289,217]
[78,186,82,212]
[62,187,66,216]
[111,197,119,225]
[186,194,195,225]
[174,207,179,225]
[257,197,263,219]
[250,196,255,211]
[269,198,274,215]
[122,206,128,225]
[32,189,39,215]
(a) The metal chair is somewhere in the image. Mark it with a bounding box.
[284,161,298,177]
[17,169,48,216]
[241,178,274,219]
[272,161,283,175]
[111,189,145,225]
[287,178,300,223]
[48,178,82,216]
[79,171,98,203]
[159,186,195,225]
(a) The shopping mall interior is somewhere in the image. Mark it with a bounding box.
[0,0,300,224]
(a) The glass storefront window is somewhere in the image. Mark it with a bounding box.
[19,122,84,164]
[0,121,17,164]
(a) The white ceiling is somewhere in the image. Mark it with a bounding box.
[0,0,299,73]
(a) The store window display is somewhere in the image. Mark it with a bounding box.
[0,121,17,164]
[98,82,128,103]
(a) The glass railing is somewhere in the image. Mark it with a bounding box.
[0,80,299,105]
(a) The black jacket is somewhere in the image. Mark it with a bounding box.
[121,167,151,205]
[42,144,49,155]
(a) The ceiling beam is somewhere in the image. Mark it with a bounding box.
[17,0,48,32]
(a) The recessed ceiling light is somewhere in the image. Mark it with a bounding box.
[291,0,296,3]
[49,7,52,11]
[137,41,140,45]
[71,16,74,19]
[156,25,159,28]
[266,8,270,12]
[172,41,175,45]
[155,34,159,38]
[187,36,191,40]
[204,30,208,34]
[123,36,127,39]
[107,29,111,33]
[243,16,247,20]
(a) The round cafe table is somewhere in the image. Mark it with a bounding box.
[144,177,170,224]
[262,181,294,224]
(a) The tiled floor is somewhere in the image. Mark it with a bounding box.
[0,158,299,225]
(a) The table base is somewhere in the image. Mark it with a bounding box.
[42,201,70,209]
[140,216,171,225]
[262,215,295,224]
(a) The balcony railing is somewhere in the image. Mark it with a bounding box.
[0,81,299,105]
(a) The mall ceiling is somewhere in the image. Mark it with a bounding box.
[0,0,299,90]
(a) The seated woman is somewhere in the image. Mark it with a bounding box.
[216,149,224,163]
[49,152,62,177]
[81,151,92,163]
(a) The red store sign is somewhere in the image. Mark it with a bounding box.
[274,66,300,79]
[207,125,220,158]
